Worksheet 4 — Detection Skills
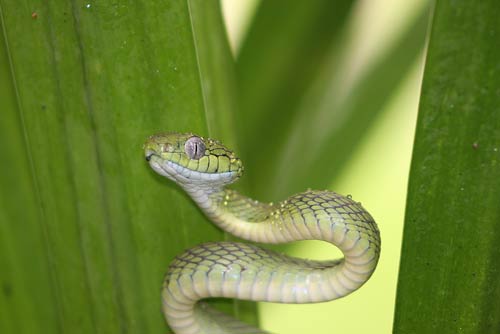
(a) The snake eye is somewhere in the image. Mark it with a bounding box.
[185,136,206,160]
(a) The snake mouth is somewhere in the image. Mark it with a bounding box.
[148,155,238,185]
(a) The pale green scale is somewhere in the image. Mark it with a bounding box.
[187,158,200,171]
[144,132,381,334]
[207,155,218,173]
[198,156,209,172]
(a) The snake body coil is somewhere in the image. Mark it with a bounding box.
[144,133,381,334]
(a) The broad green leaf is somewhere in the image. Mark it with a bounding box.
[394,1,500,332]
[0,1,254,333]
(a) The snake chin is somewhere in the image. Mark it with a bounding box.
[146,155,174,181]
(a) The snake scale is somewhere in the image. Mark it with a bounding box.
[144,132,381,334]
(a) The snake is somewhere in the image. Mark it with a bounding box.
[144,132,381,334]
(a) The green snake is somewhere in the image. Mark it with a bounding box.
[144,132,381,334]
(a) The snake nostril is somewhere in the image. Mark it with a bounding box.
[145,154,152,162]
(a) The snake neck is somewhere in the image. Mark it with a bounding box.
[184,185,278,240]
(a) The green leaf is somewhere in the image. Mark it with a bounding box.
[0,1,254,333]
[394,1,500,332]
[188,0,238,145]
[0,20,58,334]
[235,0,354,146]
[236,1,430,201]
[235,0,354,199]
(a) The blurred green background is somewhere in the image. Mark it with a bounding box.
[2,0,499,333]
[222,0,427,332]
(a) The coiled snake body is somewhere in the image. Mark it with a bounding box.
[144,133,381,334]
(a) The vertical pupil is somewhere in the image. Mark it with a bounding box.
[185,137,205,159]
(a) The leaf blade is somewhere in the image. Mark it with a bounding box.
[394,1,500,332]
[0,1,247,333]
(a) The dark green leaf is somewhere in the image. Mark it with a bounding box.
[0,1,253,333]
[394,1,500,332]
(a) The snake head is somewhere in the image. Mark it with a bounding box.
[144,132,243,188]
